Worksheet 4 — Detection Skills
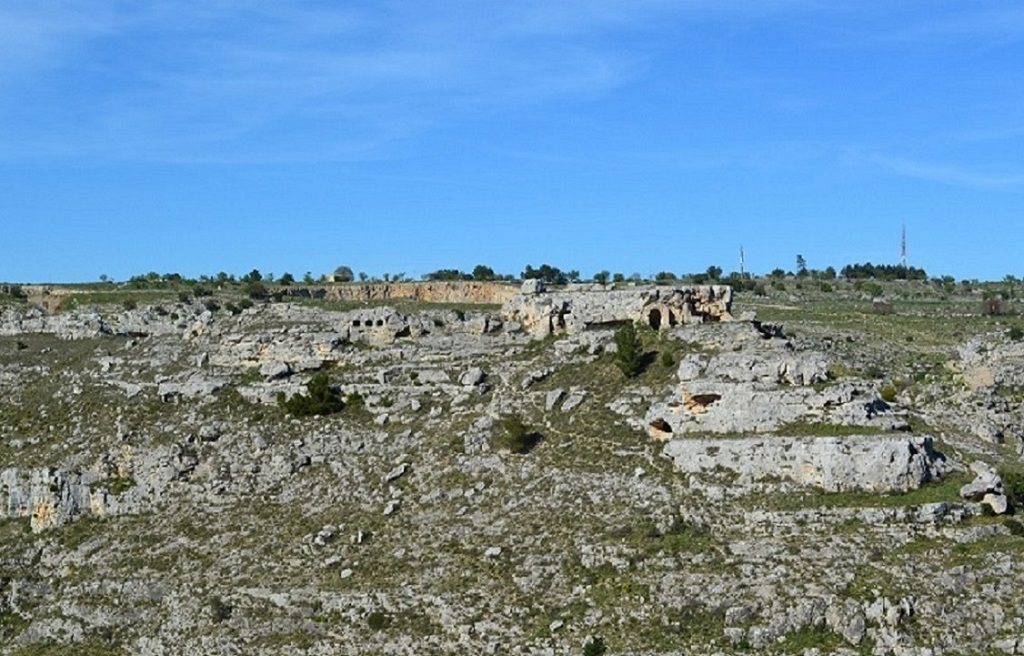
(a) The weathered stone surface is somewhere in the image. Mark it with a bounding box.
[0,468,133,532]
[662,435,948,493]
[502,284,733,338]
[459,367,485,386]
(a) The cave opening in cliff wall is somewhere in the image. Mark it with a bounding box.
[648,418,673,441]
[668,310,678,327]
[648,308,662,330]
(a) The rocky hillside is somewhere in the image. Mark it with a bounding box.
[1,283,1023,655]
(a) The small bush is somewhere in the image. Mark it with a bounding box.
[753,283,767,296]
[1009,326,1024,342]
[192,286,212,298]
[819,282,833,293]
[106,477,135,495]
[122,299,138,310]
[209,596,233,623]
[495,415,541,454]
[1004,519,1024,536]
[1000,469,1024,512]
[660,351,674,368]
[583,636,607,656]
[613,323,645,378]
[246,281,269,300]
[204,300,220,312]
[366,611,389,631]
[880,384,898,403]
[864,365,885,380]
[178,291,191,303]
[277,372,344,417]
[771,280,786,291]
[237,298,254,310]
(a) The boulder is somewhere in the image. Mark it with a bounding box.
[459,367,485,386]
[521,279,545,295]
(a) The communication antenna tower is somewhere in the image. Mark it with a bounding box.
[901,224,907,268]
[739,245,745,276]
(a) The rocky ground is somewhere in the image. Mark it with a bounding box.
[1,282,1023,656]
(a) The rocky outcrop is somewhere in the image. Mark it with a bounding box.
[502,284,733,338]
[317,281,518,305]
[663,435,948,493]
[0,468,127,532]
[645,322,906,435]
[960,461,1010,514]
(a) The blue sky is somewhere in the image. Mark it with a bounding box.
[1,1,1022,283]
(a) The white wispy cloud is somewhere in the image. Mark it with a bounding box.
[864,152,1024,191]
[0,0,816,164]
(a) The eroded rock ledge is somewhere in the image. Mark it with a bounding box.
[663,435,948,493]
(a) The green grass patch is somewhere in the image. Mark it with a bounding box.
[752,472,970,512]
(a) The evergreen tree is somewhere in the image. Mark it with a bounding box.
[614,323,645,377]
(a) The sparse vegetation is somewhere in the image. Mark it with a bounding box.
[613,322,645,377]
[494,415,541,454]
[276,372,344,417]
[583,636,607,656]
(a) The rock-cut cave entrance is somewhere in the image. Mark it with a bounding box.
[648,308,662,330]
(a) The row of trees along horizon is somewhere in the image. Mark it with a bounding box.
[101,259,940,291]
[6,259,1022,303]
[58,260,1000,303]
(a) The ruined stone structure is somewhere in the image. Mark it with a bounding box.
[501,282,733,338]
[317,281,518,305]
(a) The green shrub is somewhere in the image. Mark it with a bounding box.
[237,298,254,310]
[105,477,135,495]
[880,384,898,403]
[864,365,885,379]
[819,282,833,293]
[122,299,138,310]
[204,300,220,312]
[192,286,211,298]
[495,415,541,454]
[178,291,191,303]
[277,373,344,417]
[1000,469,1024,512]
[613,322,645,377]
[1009,326,1024,342]
[246,281,269,300]
[583,636,606,656]
[660,351,674,368]
[209,596,233,623]
[366,611,389,631]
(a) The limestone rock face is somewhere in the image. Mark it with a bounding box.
[960,461,1010,514]
[0,468,125,532]
[644,322,904,435]
[662,435,948,493]
[502,284,733,338]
